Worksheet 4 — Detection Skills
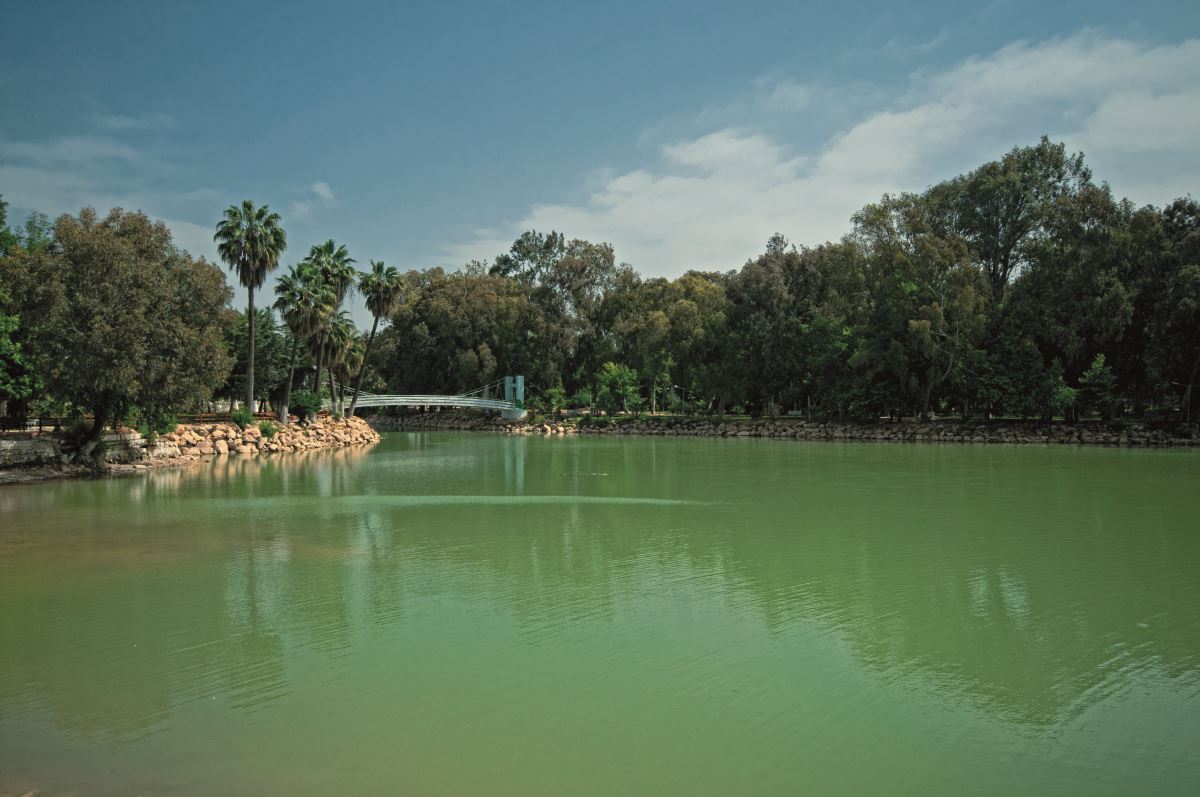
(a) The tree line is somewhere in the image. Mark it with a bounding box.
[0,200,405,444]
[2,137,1199,441]
[369,138,1200,422]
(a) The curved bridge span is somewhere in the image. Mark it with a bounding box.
[327,377,528,420]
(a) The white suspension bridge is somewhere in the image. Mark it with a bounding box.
[324,376,528,420]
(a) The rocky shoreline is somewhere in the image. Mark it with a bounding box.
[0,416,381,485]
[150,415,380,458]
[367,412,1198,447]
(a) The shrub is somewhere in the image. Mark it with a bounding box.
[137,409,177,443]
[258,420,280,438]
[59,416,107,462]
[230,406,254,430]
[568,387,593,410]
[594,362,642,415]
[1078,353,1117,419]
[545,379,567,414]
[289,390,321,424]
[59,417,91,450]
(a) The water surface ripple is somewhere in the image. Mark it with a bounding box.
[1,433,1198,795]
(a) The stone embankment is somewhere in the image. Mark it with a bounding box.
[0,416,380,484]
[370,413,573,435]
[368,412,1197,447]
[150,415,379,460]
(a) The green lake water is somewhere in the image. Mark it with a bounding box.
[1,432,1199,795]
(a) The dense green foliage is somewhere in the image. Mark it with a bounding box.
[287,389,321,424]
[230,406,255,430]
[2,137,1199,445]
[2,208,233,445]
[221,307,292,407]
[369,139,1200,421]
[0,285,35,413]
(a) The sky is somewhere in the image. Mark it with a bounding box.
[2,0,1199,324]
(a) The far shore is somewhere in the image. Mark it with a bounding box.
[368,412,1199,448]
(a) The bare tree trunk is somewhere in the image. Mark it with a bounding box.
[349,316,380,416]
[1181,351,1200,423]
[313,344,325,400]
[246,286,256,411]
[279,337,299,424]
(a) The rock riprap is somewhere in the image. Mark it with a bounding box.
[151,415,380,460]
[368,412,1197,447]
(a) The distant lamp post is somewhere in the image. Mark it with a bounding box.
[673,385,691,414]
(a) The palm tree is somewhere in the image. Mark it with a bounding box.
[334,336,366,415]
[274,262,334,423]
[322,311,357,414]
[349,260,404,415]
[298,240,353,404]
[306,239,357,304]
[214,201,287,411]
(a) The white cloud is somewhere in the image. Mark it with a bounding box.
[0,132,218,261]
[163,218,219,262]
[310,181,334,202]
[1,134,141,165]
[445,32,1200,276]
[287,180,336,218]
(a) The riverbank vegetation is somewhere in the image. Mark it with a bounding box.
[1,137,1198,452]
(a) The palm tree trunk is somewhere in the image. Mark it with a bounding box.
[246,286,256,411]
[328,368,338,415]
[1181,350,1200,423]
[349,316,380,416]
[313,342,325,398]
[279,336,299,424]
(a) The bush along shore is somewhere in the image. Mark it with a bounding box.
[368,412,1198,447]
[0,415,380,484]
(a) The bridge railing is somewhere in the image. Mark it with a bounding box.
[324,381,526,418]
[348,395,519,410]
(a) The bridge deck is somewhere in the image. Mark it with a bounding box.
[347,395,520,411]
[324,390,525,418]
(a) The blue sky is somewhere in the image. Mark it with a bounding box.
[3,1,1199,322]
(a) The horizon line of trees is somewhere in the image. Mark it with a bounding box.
[366,138,1200,423]
[2,136,1199,450]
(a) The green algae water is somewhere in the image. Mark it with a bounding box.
[2,433,1199,795]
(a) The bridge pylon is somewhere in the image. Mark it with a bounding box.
[501,376,527,421]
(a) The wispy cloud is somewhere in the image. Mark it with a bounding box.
[879,29,950,61]
[0,130,216,260]
[287,181,336,219]
[1,134,141,165]
[445,31,1200,275]
[92,111,177,132]
[310,181,334,202]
